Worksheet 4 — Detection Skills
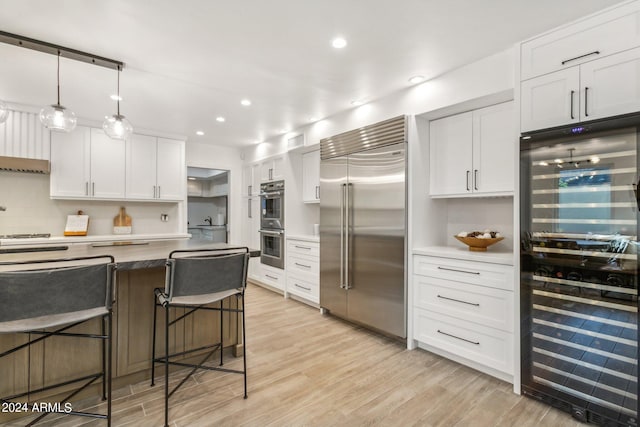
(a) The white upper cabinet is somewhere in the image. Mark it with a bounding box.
[156,138,185,200]
[126,135,185,201]
[50,127,125,199]
[260,155,284,182]
[520,1,640,80]
[430,101,515,198]
[520,2,640,132]
[242,163,261,197]
[302,150,320,203]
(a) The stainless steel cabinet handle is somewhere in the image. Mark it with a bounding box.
[474,169,478,191]
[92,182,95,196]
[269,168,273,180]
[158,186,161,198]
[153,185,156,198]
[294,283,311,291]
[466,170,470,191]
[265,274,278,280]
[248,199,252,218]
[584,87,589,117]
[295,262,311,269]
[437,294,480,307]
[570,90,575,119]
[561,50,600,65]
[340,183,345,289]
[85,182,89,196]
[437,266,480,275]
[294,245,311,250]
[316,185,320,199]
[437,330,480,345]
[248,185,252,196]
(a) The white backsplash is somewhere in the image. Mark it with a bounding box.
[0,171,180,236]
[444,197,514,251]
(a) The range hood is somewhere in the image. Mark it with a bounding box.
[0,156,50,174]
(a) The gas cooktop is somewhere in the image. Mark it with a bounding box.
[0,233,51,239]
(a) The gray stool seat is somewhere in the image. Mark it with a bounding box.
[151,247,250,427]
[0,256,116,426]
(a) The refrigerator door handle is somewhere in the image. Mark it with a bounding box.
[340,183,346,289]
[345,182,352,290]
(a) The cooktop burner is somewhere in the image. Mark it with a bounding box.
[0,233,51,239]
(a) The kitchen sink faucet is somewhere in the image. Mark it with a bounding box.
[204,216,212,225]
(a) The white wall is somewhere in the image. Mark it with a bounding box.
[185,142,243,243]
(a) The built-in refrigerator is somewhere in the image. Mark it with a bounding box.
[320,116,406,339]
[520,114,640,426]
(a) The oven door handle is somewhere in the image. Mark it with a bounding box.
[259,229,284,236]
[259,191,281,196]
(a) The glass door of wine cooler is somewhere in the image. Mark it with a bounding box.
[521,122,639,426]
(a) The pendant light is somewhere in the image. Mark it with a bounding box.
[0,99,9,124]
[39,51,77,132]
[102,65,132,140]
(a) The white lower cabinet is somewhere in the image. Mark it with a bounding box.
[412,253,514,381]
[259,264,285,292]
[286,238,319,305]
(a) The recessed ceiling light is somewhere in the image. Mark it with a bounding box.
[241,99,252,106]
[350,100,364,106]
[332,37,347,49]
[110,94,122,101]
[408,75,425,84]
[188,177,196,181]
[216,116,225,122]
[196,131,204,136]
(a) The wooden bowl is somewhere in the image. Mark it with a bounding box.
[454,236,504,252]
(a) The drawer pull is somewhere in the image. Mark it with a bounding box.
[437,294,479,307]
[561,50,600,65]
[437,329,480,345]
[294,283,311,291]
[295,262,311,269]
[294,245,311,250]
[437,266,480,275]
[265,274,278,280]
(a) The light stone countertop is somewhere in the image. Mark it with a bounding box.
[0,233,190,247]
[286,234,319,243]
[413,246,514,266]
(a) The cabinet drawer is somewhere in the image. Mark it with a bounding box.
[413,307,513,375]
[260,266,285,291]
[413,255,513,291]
[287,239,319,257]
[287,274,319,303]
[288,253,319,277]
[521,2,640,80]
[413,275,513,332]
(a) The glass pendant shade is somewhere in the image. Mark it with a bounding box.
[40,104,77,132]
[103,114,133,140]
[0,99,9,124]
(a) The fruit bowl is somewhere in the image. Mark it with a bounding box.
[454,235,504,252]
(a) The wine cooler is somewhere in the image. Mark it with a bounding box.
[521,114,640,426]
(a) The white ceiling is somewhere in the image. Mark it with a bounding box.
[0,0,624,147]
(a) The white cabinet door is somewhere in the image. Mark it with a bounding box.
[429,111,473,196]
[50,127,91,198]
[89,129,125,199]
[472,102,516,195]
[156,138,185,200]
[272,156,285,181]
[302,150,320,203]
[260,159,272,182]
[126,134,157,200]
[242,165,252,197]
[260,155,285,182]
[579,47,640,122]
[521,68,580,132]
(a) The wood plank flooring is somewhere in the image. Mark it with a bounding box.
[3,284,582,427]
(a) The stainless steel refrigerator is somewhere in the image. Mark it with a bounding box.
[320,116,406,339]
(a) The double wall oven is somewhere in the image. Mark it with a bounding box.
[259,180,284,269]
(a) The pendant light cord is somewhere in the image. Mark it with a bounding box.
[56,50,61,106]
[117,65,121,116]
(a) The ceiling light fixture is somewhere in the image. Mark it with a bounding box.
[241,99,251,106]
[110,94,122,101]
[196,130,204,136]
[39,51,77,132]
[332,37,347,49]
[0,99,9,124]
[216,116,226,122]
[102,65,133,140]
[408,75,425,84]
[350,100,364,106]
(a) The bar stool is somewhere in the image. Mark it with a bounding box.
[0,255,116,426]
[151,247,250,427]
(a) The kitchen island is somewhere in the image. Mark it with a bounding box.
[0,240,258,423]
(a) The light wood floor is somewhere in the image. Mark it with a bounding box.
[5,284,582,427]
